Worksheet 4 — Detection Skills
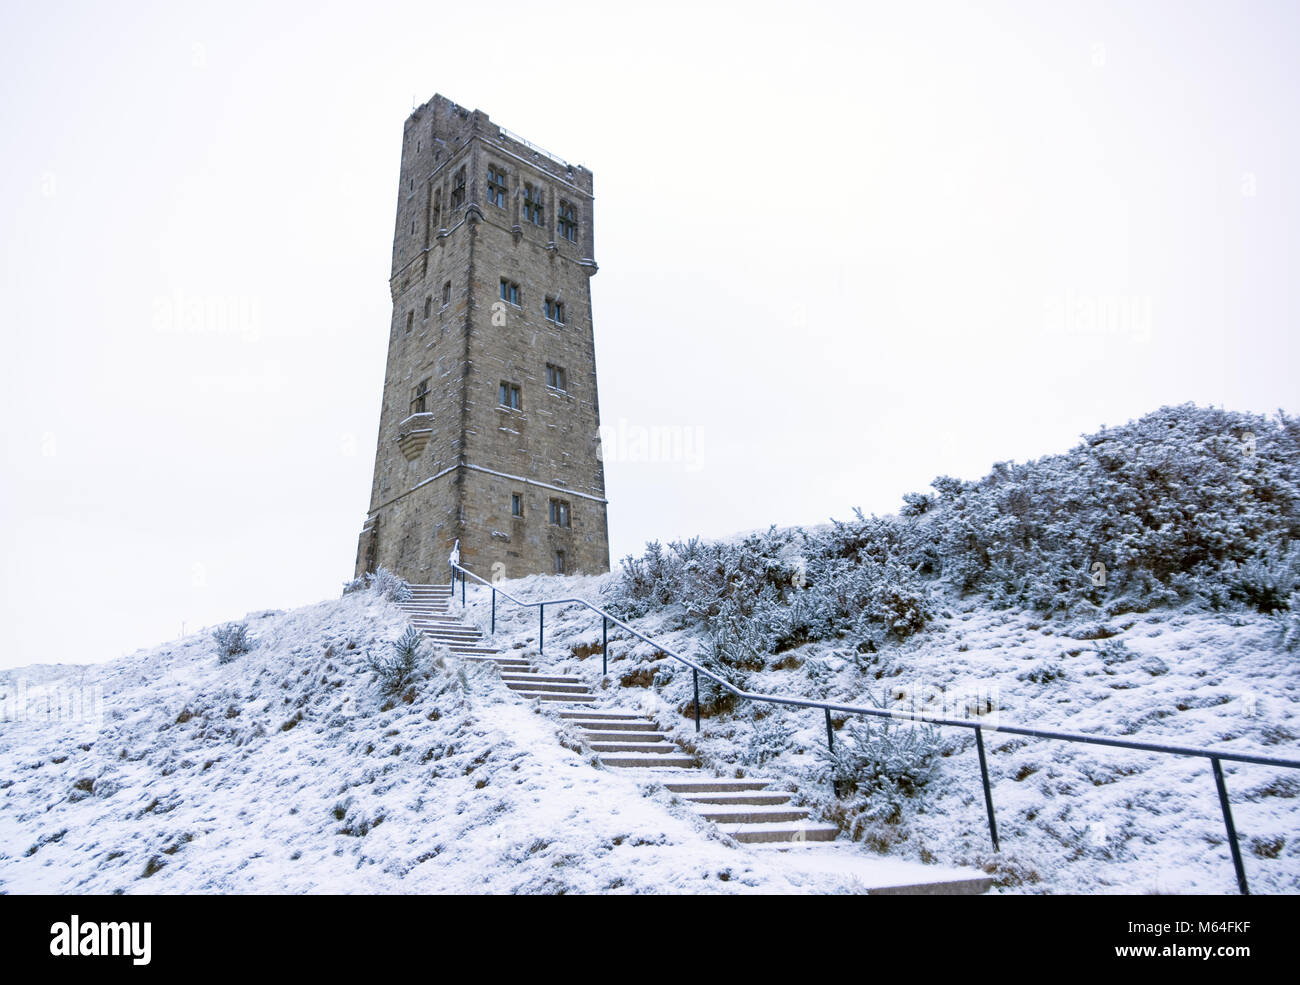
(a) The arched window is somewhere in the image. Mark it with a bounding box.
[450,167,466,208]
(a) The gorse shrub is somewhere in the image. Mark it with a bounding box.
[367,567,412,603]
[604,406,1299,669]
[1276,592,1300,653]
[368,627,424,696]
[814,707,942,829]
[212,622,252,663]
[342,567,412,601]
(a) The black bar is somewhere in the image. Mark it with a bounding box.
[1212,757,1250,895]
[539,604,544,655]
[602,615,607,676]
[693,669,700,732]
[975,725,999,852]
[491,588,496,634]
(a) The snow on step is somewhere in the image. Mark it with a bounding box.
[504,681,590,694]
[556,710,648,722]
[587,741,681,754]
[659,778,774,794]
[719,821,839,844]
[500,674,584,685]
[514,692,597,703]
[578,730,671,742]
[679,791,793,806]
[600,753,697,768]
[569,719,661,731]
[691,804,811,824]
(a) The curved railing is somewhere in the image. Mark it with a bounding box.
[447,558,1300,894]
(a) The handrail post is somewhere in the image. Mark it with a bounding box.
[974,725,999,851]
[693,669,700,732]
[491,588,496,634]
[1211,757,1249,895]
[602,616,608,676]
[824,708,840,798]
[461,571,465,606]
[539,603,544,655]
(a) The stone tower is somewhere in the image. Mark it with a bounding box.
[355,94,610,583]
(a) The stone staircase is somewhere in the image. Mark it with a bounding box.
[398,584,994,892]
[398,583,836,844]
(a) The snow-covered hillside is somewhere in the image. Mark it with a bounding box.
[0,592,894,894]
[461,572,1299,894]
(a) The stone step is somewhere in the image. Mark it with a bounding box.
[721,821,839,844]
[421,632,485,641]
[587,741,681,754]
[555,710,648,721]
[659,778,774,794]
[457,656,534,666]
[568,719,661,732]
[515,691,597,703]
[600,753,698,768]
[579,730,671,743]
[504,681,590,694]
[680,791,793,806]
[692,805,811,825]
[501,674,584,685]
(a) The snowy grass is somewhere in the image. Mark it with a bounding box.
[0,592,871,894]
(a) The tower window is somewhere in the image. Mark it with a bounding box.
[558,201,578,243]
[524,184,544,225]
[442,281,451,307]
[499,279,520,306]
[545,364,567,392]
[549,499,570,528]
[424,296,432,319]
[410,378,430,415]
[499,381,522,410]
[553,550,566,575]
[511,493,523,517]
[450,166,466,208]
[486,165,507,208]
[405,311,414,333]
[544,297,565,325]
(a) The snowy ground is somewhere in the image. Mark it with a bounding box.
[460,572,1300,895]
[0,591,886,894]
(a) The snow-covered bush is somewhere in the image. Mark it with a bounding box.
[1276,591,1300,652]
[367,627,424,696]
[1230,544,1300,614]
[814,711,942,831]
[742,710,794,766]
[606,406,1300,652]
[367,566,412,603]
[342,567,412,601]
[212,622,252,663]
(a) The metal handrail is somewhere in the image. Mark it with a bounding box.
[447,559,1300,894]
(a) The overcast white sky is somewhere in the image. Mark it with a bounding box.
[2,0,1296,669]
